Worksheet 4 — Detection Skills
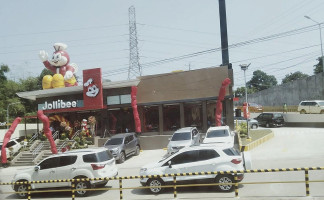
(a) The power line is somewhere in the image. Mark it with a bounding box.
[101,24,320,78]
[0,24,128,38]
[137,23,219,36]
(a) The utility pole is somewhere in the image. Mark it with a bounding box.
[128,6,142,80]
[218,0,234,130]
[218,0,230,67]
[304,16,324,72]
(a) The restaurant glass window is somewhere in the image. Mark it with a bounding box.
[108,107,134,134]
[207,100,216,127]
[142,106,159,132]
[163,104,180,131]
[184,102,202,130]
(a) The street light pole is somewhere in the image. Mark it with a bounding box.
[305,15,324,72]
[240,63,251,139]
[6,102,20,129]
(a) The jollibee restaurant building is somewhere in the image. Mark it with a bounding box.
[17,66,234,149]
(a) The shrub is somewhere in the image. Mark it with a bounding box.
[236,123,249,137]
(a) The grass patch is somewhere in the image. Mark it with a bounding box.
[241,129,272,146]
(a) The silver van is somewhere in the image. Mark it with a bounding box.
[298,100,324,114]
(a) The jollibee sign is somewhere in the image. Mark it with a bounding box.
[41,100,77,110]
[39,68,104,112]
[82,68,104,109]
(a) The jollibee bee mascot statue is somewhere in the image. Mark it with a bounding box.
[39,43,78,89]
[81,119,90,137]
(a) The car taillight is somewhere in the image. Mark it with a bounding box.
[231,158,242,164]
[91,164,106,170]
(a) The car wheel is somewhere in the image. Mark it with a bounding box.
[215,175,234,192]
[266,123,270,128]
[148,178,164,194]
[119,152,126,163]
[251,124,258,129]
[14,182,29,198]
[300,110,306,114]
[75,180,91,197]
[134,145,140,156]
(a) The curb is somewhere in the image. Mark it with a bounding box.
[240,131,274,151]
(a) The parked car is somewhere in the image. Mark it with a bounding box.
[297,100,324,114]
[237,102,263,113]
[254,112,285,127]
[0,138,23,159]
[234,116,259,129]
[103,132,140,163]
[139,146,252,194]
[0,143,10,159]
[167,127,200,155]
[201,126,235,148]
[12,148,118,198]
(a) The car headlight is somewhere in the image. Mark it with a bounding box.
[111,148,119,153]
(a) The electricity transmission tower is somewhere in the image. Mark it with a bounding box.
[128,6,142,80]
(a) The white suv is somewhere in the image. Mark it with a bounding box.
[298,100,324,114]
[202,126,235,148]
[140,146,251,194]
[167,127,200,155]
[12,148,118,197]
[0,138,23,160]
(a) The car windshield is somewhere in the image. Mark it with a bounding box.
[206,129,229,138]
[171,132,191,141]
[106,138,123,145]
[274,114,283,118]
[83,150,114,163]
[159,153,172,163]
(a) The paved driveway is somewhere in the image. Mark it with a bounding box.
[1,127,324,199]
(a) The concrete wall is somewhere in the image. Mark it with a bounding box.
[239,72,324,106]
[0,124,43,142]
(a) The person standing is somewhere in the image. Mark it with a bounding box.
[283,103,288,113]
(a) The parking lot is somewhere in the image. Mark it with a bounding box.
[1,127,324,199]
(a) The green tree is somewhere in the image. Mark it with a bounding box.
[234,86,256,97]
[314,56,323,74]
[282,71,309,84]
[0,64,9,84]
[18,77,40,117]
[20,77,42,91]
[247,70,277,92]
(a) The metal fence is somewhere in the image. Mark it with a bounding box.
[1,167,323,200]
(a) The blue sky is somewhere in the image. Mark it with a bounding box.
[0,0,323,89]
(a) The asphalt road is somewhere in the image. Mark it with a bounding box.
[1,127,324,200]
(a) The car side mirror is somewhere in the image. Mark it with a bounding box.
[34,166,40,171]
[168,161,172,168]
[231,131,235,136]
[168,138,171,141]
[202,135,205,139]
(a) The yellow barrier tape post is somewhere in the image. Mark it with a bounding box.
[234,174,239,197]
[304,170,310,196]
[28,184,31,200]
[119,179,123,200]
[173,176,177,199]
[71,179,75,200]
